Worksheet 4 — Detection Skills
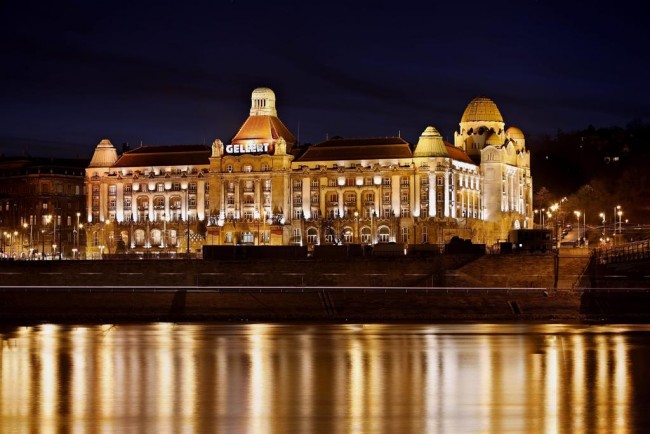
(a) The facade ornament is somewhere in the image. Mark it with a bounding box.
[212,139,224,158]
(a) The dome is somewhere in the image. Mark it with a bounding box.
[414,126,447,157]
[88,139,118,167]
[250,87,277,116]
[461,97,503,123]
[485,131,503,147]
[506,126,525,140]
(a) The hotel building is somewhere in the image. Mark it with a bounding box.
[85,88,532,256]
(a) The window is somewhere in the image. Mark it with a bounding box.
[328,179,337,187]
[172,183,181,191]
[311,179,319,189]
[401,177,409,186]
[361,227,371,244]
[307,228,318,244]
[226,165,233,173]
[157,183,165,192]
[401,227,409,243]
[378,227,390,243]
[225,232,233,243]
[364,193,374,205]
[293,180,302,189]
[328,193,338,204]
[345,178,355,187]
[154,197,165,209]
[383,208,391,219]
[261,164,269,172]
[401,208,410,218]
[345,192,356,205]
[189,183,197,193]
[311,194,319,205]
[342,228,353,243]
[383,192,391,204]
[243,165,252,173]
[263,179,271,192]
[109,199,116,210]
[108,185,117,195]
[365,177,373,186]
[243,210,253,221]
[437,177,443,186]
[401,192,409,203]
[241,232,254,244]
[124,184,132,194]
[383,177,391,186]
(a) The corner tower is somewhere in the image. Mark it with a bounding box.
[454,96,505,163]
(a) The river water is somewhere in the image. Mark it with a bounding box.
[1,323,649,433]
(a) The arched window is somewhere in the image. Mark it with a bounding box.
[361,226,371,244]
[306,227,319,244]
[378,226,390,243]
[342,227,353,244]
[134,229,145,246]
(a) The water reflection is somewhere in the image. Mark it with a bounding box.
[0,323,646,433]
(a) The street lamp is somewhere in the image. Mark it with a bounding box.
[599,212,606,244]
[574,210,581,246]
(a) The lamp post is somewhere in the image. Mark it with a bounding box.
[599,212,606,245]
[617,207,623,241]
[574,210,581,247]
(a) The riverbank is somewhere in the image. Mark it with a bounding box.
[1,254,648,323]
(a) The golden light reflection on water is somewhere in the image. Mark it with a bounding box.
[0,323,644,433]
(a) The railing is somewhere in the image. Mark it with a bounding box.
[595,239,650,265]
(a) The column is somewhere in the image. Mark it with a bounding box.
[443,170,450,217]
[429,173,435,217]
[197,180,206,220]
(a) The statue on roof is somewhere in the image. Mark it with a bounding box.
[211,139,224,158]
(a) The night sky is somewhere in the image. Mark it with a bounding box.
[1,1,647,159]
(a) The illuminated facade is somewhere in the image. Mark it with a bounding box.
[0,157,86,259]
[85,87,533,255]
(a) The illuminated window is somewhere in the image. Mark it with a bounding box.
[243,165,252,173]
[108,185,117,195]
[361,227,371,243]
[421,226,428,243]
[401,227,409,243]
[342,228,353,243]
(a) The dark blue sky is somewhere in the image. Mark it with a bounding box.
[1,1,647,158]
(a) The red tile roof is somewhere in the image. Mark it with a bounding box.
[231,115,296,148]
[296,137,413,162]
[444,142,475,164]
[112,145,211,168]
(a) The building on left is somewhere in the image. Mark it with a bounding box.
[0,156,87,259]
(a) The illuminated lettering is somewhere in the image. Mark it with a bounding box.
[224,142,273,155]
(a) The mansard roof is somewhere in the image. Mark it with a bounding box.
[296,137,413,162]
[112,145,211,168]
